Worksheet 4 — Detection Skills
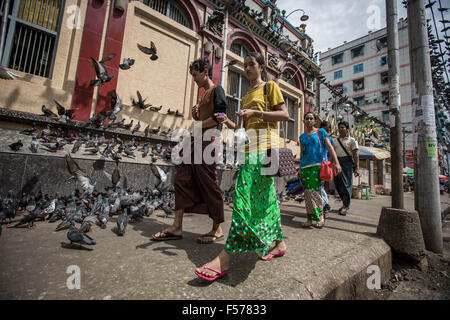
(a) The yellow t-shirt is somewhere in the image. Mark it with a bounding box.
[241,81,285,153]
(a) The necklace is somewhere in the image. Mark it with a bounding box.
[251,81,264,90]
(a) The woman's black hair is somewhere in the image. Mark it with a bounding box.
[338,121,349,129]
[189,57,212,78]
[245,52,268,81]
[320,120,330,129]
[304,111,316,120]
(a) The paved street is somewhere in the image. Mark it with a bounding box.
[0,192,448,300]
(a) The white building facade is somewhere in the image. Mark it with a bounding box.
[317,18,413,162]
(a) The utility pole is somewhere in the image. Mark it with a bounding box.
[407,0,442,253]
[386,0,403,209]
[402,127,406,168]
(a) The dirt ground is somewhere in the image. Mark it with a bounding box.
[370,218,450,300]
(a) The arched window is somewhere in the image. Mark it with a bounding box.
[230,40,250,58]
[143,0,191,29]
[283,71,297,88]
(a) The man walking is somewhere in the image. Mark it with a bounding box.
[333,121,359,215]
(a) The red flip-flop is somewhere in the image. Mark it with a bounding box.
[260,250,287,261]
[195,264,229,281]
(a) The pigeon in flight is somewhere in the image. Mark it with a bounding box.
[65,154,96,196]
[42,105,57,118]
[106,90,123,121]
[90,53,116,86]
[54,100,76,119]
[137,41,158,61]
[132,91,151,110]
[119,57,135,70]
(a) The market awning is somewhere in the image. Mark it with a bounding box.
[359,146,391,160]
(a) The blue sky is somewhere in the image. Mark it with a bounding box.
[278,0,446,53]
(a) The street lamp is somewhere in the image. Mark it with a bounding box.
[283,9,309,21]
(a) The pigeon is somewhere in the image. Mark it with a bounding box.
[65,154,97,196]
[141,142,150,157]
[132,91,151,110]
[119,57,135,70]
[132,121,141,134]
[112,164,121,187]
[123,119,134,130]
[29,136,39,153]
[107,90,123,121]
[41,105,57,117]
[137,41,158,60]
[66,222,96,248]
[9,140,23,151]
[0,66,19,80]
[151,126,160,134]
[80,214,96,233]
[9,211,37,229]
[20,123,37,135]
[144,125,150,137]
[116,208,128,236]
[150,105,162,112]
[97,198,110,229]
[71,139,83,153]
[167,108,175,115]
[160,128,171,136]
[175,110,184,118]
[54,100,76,119]
[90,53,116,86]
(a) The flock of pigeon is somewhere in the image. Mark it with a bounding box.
[0,152,176,248]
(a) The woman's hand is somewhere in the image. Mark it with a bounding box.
[354,167,360,177]
[238,109,258,122]
[215,113,228,124]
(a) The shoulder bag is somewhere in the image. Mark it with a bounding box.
[317,130,335,181]
[261,83,297,177]
[337,137,356,172]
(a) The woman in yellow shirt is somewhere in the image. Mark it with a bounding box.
[195,52,290,281]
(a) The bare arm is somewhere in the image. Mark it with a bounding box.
[239,103,289,123]
[325,137,342,175]
[215,113,237,129]
[352,149,360,176]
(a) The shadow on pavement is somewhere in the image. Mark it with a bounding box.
[130,216,259,287]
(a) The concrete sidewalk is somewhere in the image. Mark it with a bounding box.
[0,192,442,300]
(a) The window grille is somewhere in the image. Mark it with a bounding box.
[230,40,249,58]
[353,63,363,74]
[143,0,190,29]
[226,69,250,123]
[0,0,65,78]
[282,95,297,141]
[351,45,364,58]
[332,53,343,65]
[334,70,342,80]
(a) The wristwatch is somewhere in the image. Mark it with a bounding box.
[259,111,264,119]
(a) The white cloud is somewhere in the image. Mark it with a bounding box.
[279,0,409,53]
